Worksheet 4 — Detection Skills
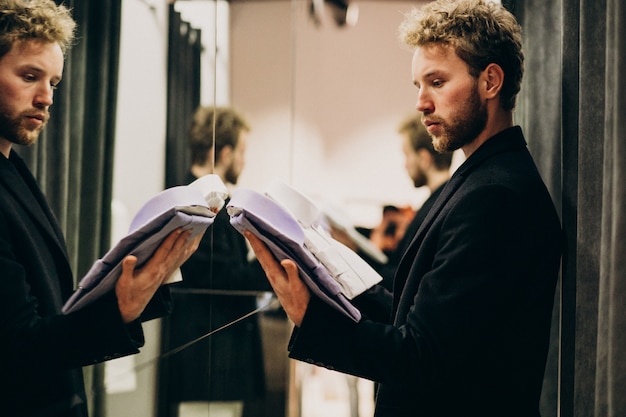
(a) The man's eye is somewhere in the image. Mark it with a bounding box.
[432,79,443,87]
[23,74,36,82]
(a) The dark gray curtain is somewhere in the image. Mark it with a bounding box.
[511,0,626,416]
[164,5,202,188]
[157,7,203,417]
[16,1,122,416]
[503,1,562,415]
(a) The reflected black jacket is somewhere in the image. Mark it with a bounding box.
[0,151,149,417]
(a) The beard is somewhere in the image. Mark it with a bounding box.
[412,168,427,188]
[0,102,48,147]
[223,163,240,185]
[428,82,488,153]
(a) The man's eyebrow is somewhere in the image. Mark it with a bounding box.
[18,64,42,72]
[18,64,62,83]
[424,70,445,78]
[414,70,442,84]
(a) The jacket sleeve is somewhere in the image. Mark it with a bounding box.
[0,213,147,373]
[287,184,557,390]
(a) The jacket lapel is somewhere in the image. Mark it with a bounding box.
[391,127,527,313]
[392,173,463,308]
[0,151,70,261]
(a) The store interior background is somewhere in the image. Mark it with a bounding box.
[87,0,626,416]
[108,1,438,416]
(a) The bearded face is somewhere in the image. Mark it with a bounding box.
[0,40,62,153]
[0,100,50,147]
[428,81,487,154]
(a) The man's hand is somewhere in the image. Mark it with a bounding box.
[244,230,310,326]
[116,228,202,323]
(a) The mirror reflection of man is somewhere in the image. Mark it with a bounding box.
[374,114,454,289]
[0,1,201,415]
[189,106,249,191]
[162,106,278,417]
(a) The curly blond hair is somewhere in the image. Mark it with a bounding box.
[399,0,523,111]
[0,0,76,58]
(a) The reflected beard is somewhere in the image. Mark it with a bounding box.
[432,85,487,153]
[0,106,45,147]
[223,164,239,185]
[412,169,427,188]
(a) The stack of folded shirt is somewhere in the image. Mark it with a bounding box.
[63,174,228,314]
[226,179,382,322]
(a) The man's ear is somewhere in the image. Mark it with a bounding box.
[217,145,233,165]
[482,63,504,100]
[417,148,434,169]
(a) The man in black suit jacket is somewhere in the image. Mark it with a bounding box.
[160,106,276,417]
[0,2,201,416]
[245,1,562,416]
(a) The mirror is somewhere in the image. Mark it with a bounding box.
[231,0,434,223]
[109,1,442,417]
[161,2,435,417]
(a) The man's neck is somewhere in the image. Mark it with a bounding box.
[0,138,11,158]
[461,109,514,159]
[191,164,214,179]
[191,164,229,185]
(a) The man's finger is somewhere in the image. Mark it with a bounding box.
[121,255,138,276]
[244,231,283,274]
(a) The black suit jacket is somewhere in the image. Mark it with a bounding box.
[371,182,448,290]
[0,151,148,417]
[287,127,562,417]
[160,175,273,405]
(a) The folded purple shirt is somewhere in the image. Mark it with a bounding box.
[227,188,362,322]
[63,184,219,314]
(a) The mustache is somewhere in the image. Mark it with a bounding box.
[422,115,445,125]
[22,109,51,124]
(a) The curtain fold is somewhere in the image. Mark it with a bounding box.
[16,1,122,416]
[597,1,626,416]
[158,7,203,417]
[507,1,562,415]
[513,0,626,416]
[165,5,202,189]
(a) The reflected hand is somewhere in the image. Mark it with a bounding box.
[244,230,310,326]
[116,228,203,323]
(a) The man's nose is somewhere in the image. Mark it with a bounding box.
[34,83,54,108]
[415,89,432,114]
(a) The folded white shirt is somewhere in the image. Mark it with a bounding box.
[227,188,362,321]
[318,200,388,265]
[264,179,382,299]
[226,180,384,322]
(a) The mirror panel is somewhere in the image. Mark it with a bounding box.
[232,1,431,226]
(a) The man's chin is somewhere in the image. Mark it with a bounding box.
[432,136,448,153]
[14,129,42,147]
[433,136,463,154]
